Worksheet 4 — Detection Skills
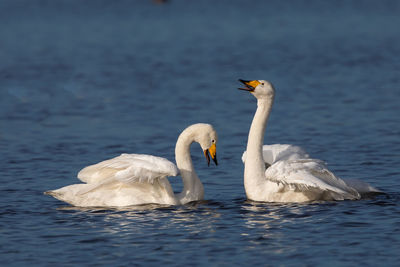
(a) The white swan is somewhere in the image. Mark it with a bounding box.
[239,79,379,202]
[45,123,218,207]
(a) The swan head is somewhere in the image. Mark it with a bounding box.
[184,123,218,166]
[238,79,275,99]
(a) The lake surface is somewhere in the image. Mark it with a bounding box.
[1,0,400,265]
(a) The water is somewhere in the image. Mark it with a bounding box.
[1,0,400,265]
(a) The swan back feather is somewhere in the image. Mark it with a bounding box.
[242,144,308,165]
[78,153,179,185]
[265,159,360,199]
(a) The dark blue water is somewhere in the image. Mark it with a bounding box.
[1,0,400,265]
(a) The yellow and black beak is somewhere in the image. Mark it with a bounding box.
[204,143,218,166]
[238,79,260,92]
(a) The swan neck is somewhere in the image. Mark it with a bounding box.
[244,98,273,195]
[175,130,204,203]
[248,99,273,151]
[175,132,194,171]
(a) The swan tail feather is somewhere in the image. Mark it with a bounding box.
[343,178,382,194]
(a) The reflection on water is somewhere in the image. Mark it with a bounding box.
[239,201,346,256]
[56,201,223,239]
[242,201,319,226]
[240,202,298,253]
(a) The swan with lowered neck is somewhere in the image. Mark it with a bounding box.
[239,79,379,202]
[45,123,218,207]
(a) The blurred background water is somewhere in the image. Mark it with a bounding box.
[1,0,400,265]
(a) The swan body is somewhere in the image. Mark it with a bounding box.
[239,79,379,202]
[46,123,218,207]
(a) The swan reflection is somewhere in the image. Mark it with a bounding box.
[242,200,321,226]
[56,201,222,237]
[240,201,322,253]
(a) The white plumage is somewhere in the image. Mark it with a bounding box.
[77,154,179,185]
[242,144,363,200]
[239,79,380,202]
[46,123,218,207]
[242,144,307,165]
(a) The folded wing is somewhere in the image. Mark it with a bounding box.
[243,144,361,199]
[242,144,308,165]
[265,158,360,199]
[77,153,179,185]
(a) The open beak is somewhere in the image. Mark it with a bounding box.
[238,79,260,92]
[204,143,218,166]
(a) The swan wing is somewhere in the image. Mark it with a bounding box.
[242,144,359,197]
[265,159,360,198]
[77,153,179,184]
[342,178,381,194]
[242,144,309,165]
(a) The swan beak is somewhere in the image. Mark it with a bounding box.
[204,143,218,166]
[238,79,260,92]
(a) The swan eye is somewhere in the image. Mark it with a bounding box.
[211,139,215,143]
[261,83,264,86]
